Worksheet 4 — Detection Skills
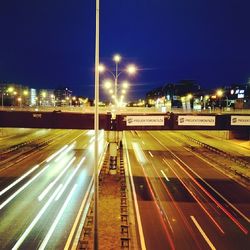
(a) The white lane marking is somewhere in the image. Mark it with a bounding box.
[46,145,68,163]
[183,144,250,223]
[39,184,77,250]
[0,164,40,196]
[148,151,154,157]
[38,157,76,201]
[0,164,51,210]
[153,132,250,224]
[161,169,170,182]
[12,185,62,250]
[190,216,216,250]
[55,157,85,201]
[64,178,93,250]
[125,134,147,250]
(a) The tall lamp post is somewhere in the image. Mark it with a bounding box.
[99,54,136,110]
[94,0,100,249]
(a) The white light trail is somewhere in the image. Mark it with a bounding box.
[0,164,51,210]
[161,169,170,182]
[132,142,148,165]
[12,185,62,250]
[46,145,68,163]
[38,157,76,201]
[38,184,77,250]
[55,143,75,162]
[0,164,40,196]
[55,157,86,201]
[190,216,216,250]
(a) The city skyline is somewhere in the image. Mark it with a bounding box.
[0,0,250,99]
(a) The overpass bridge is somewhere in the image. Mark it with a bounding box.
[0,110,249,132]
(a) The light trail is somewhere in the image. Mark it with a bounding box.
[173,159,248,235]
[39,184,77,250]
[159,131,250,223]
[140,160,175,249]
[190,216,216,250]
[38,157,76,201]
[46,145,68,163]
[0,164,39,196]
[55,143,75,162]
[161,169,170,182]
[165,160,225,234]
[150,132,249,235]
[132,142,148,165]
[12,184,62,250]
[55,156,86,201]
[148,151,154,157]
[157,165,202,249]
[0,164,51,210]
[124,135,147,250]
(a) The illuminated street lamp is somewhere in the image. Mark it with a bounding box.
[17,97,22,107]
[100,54,136,108]
[216,89,223,109]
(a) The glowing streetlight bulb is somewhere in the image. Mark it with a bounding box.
[126,64,137,75]
[216,89,223,97]
[121,89,126,94]
[113,54,121,63]
[187,94,193,99]
[98,64,105,72]
[104,80,112,89]
[122,81,129,89]
[109,89,114,94]
[23,90,29,96]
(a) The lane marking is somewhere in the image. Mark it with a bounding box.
[148,151,154,157]
[151,132,249,235]
[0,164,40,196]
[173,159,248,235]
[164,160,224,234]
[39,184,77,250]
[161,169,170,182]
[0,164,51,210]
[162,131,250,223]
[124,134,147,250]
[38,157,76,201]
[55,157,85,201]
[64,178,93,250]
[12,185,62,250]
[190,216,216,250]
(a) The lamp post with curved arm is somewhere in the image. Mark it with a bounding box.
[99,54,137,109]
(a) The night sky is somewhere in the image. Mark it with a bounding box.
[0,0,250,100]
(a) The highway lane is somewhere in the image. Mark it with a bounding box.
[125,130,250,250]
[0,129,105,249]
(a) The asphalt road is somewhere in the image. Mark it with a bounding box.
[124,130,250,250]
[0,129,105,250]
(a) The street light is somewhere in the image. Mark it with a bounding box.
[216,89,223,109]
[100,54,136,109]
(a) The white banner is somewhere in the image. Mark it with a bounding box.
[231,116,250,126]
[126,116,164,126]
[178,115,216,126]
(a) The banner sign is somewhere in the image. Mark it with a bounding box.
[126,116,165,126]
[231,116,250,126]
[178,115,216,126]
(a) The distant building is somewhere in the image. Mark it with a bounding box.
[54,87,72,106]
[0,82,30,106]
[146,80,200,109]
[38,89,55,106]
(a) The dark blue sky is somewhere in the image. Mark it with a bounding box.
[0,0,250,100]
